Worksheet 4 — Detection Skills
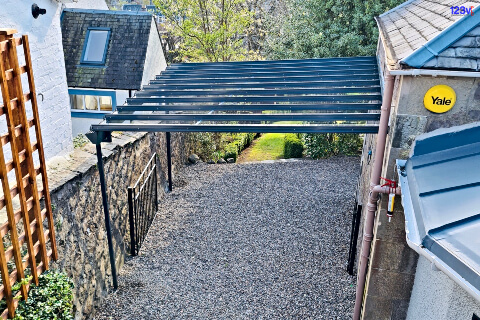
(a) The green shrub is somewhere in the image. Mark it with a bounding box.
[303,133,336,158]
[13,271,74,320]
[222,133,258,162]
[303,133,363,158]
[284,134,304,158]
[190,132,258,162]
[336,133,364,156]
[223,143,239,161]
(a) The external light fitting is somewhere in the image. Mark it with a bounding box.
[32,4,47,19]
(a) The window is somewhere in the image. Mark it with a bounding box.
[70,92,115,113]
[81,28,110,65]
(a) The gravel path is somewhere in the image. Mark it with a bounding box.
[94,157,359,319]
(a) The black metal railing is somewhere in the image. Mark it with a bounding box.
[347,201,363,275]
[128,153,158,256]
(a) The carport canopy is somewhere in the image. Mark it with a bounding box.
[85,56,384,291]
[87,56,382,142]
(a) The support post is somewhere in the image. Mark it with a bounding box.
[96,143,118,289]
[127,187,136,256]
[166,132,172,191]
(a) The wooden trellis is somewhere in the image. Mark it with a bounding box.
[0,29,57,319]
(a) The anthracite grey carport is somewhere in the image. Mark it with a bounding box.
[86,56,383,290]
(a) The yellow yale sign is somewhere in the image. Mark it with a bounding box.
[423,85,456,113]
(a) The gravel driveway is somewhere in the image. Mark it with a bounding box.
[94,157,359,319]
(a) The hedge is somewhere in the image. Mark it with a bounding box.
[284,133,304,158]
[223,133,258,162]
[303,133,363,158]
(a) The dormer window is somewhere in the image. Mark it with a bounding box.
[81,28,110,65]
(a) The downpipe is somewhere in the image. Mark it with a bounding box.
[353,72,396,320]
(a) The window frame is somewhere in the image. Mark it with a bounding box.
[69,89,117,118]
[80,27,111,65]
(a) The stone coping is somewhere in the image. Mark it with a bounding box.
[0,132,147,225]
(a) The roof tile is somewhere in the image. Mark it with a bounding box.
[61,9,155,90]
[378,0,480,69]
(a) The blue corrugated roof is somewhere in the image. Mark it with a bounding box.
[398,122,480,297]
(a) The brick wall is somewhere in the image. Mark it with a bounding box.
[0,0,73,159]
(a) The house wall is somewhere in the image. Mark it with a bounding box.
[358,39,480,319]
[141,17,167,87]
[0,0,73,159]
[406,256,480,320]
[70,88,130,137]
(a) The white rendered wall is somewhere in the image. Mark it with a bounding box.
[71,89,129,137]
[141,18,167,87]
[0,0,73,159]
[407,256,480,320]
[64,0,109,10]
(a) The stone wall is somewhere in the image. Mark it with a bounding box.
[45,131,191,319]
[357,38,480,319]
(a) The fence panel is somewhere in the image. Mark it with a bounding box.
[128,154,158,256]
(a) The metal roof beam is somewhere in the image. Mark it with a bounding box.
[165,63,378,72]
[91,123,380,134]
[150,74,379,84]
[168,56,377,67]
[104,112,381,122]
[117,103,381,112]
[126,94,382,104]
[144,80,381,90]
[156,70,378,79]
[135,87,381,97]
[162,65,378,74]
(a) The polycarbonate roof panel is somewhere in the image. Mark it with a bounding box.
[398,121,480,294]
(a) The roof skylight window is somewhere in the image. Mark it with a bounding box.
[81,28,110,65]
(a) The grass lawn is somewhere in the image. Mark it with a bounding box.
[238,133,285,162]
[237,121,304,162]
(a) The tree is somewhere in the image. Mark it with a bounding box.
[264,0,405,59]
[154,0,259,62]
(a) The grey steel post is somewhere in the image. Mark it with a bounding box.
[166,132,172,191]
[96,143,118,289]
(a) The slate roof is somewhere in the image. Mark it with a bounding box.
[61,9,154,90]
[397,122,480,299]
[377,0,480,70]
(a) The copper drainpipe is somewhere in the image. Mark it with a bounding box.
[353,72,398,320]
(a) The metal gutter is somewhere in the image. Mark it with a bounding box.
[397,159,480,303]
[389,68,480,78]
[401,6,480,68]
